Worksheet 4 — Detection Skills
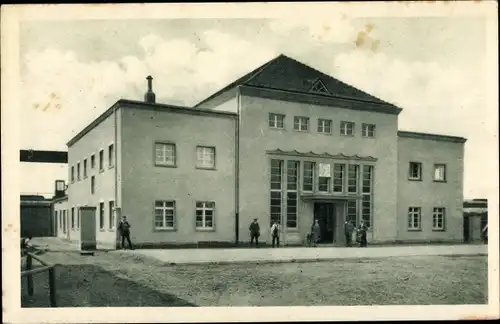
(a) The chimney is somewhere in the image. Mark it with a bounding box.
[144,75,156,104]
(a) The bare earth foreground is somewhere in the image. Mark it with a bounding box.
[21,250,487,307]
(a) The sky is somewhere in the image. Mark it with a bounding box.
[16,8,496,199]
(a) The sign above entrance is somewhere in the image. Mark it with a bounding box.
[319,163,331,177]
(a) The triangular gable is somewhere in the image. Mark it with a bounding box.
[309,79,330,94]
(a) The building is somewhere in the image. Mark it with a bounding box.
[20,195,54,237]
[53,54,467,249]
[463,199,488,243]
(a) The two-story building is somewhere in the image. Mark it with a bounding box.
[54,54,466,249]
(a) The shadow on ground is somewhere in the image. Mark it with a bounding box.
[21,264,197,307]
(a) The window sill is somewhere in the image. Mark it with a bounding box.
[269,127,285,131]
[293,129,310,133]
[362,136,376,139]
[196,166,217,171]
[108,165,114,170]
[432,228,446,232]
[340,134,355,137]
[108,228,116,232]
[408,178,422,182]
[433,180,447,183]
[99,228,106,232]
[196,227,215,232]
[286,228,299,232]
[99,169,105,173]
[154,227,177,232]
[83,176,88,179]
[407,228,422,232]
[317,132,333,136]
[155,163,177,168]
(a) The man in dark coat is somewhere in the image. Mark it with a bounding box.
[344,220,354,247]
[249,218,260,247]
[118,216,133,249]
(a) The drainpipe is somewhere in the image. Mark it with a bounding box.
[114,103,119,247]
[235,89,241,244]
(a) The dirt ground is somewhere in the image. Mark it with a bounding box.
[21,251,488,307]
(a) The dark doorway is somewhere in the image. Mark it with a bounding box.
[313,203,335,243]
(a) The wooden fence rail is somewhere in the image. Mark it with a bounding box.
[21,252,58,307]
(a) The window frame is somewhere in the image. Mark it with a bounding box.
[90,154,96,169]
[408,162,423,181]
[154,141,177,168]
[70,165,75,183]
[108,143,115,168]
[196,201,215,231]
[269,113,285,129]
[317,118,333,134]
[108,201,115,230]
[196,146,216,170]
[433,164,447,182]
[302,161,315,192]
[76,162,81,181]
[270,159,283,226]
[362,123,376,138]
[293,116,310,132]
[83,158,88,179]
[98,149,104,172]
[90,176,95,195]
[99,201,105,230]
[286,160,299,229]
[407,207,422,231]
[154,200,176,231]
[432,207,446,231]
[340,121,355,136]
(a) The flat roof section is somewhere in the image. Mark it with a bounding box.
[398,131,467,143]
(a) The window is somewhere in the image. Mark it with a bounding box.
[57,211,61,230]
[434,164,446,182]
[91,154,95,169]
[408,207,421,230]
[99,202,105,230]
[196,202,215,229]
[432,207,445,231]
[154,200,175,229]
[340,121,355,136]
[293,116,309,132]
[347,201,358,227]
[310,79,329,94]
[63,210,67,233]
[90,176,95,194]
[71,165,75,183]
[270,159,283,225]
[347,165,359,193]
[83,159,88,178]
[361,165,373,228]
[317,119,332,134]
[71,207,75,230]
[318,163,331,193]
[109,201,115,229]
[77,163,81,181]
[302,161,314,192]
[76,207,80,229]
[286,161,299,228]
[98,149,104,171]
[362,123,376,137]
[155,142,176,167]
[409,162,422,180]
[108,144,114,168]
[333,164,345,193]
[318,178,330,192]
[196,146,216,169]
[269,113,285,129]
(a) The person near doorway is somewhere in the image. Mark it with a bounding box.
[270,221,281,248]
[249,218,260,247]
[312,219,321,247]
[357,221,368,247]
[344,220,354,247]
[118,216,133,249]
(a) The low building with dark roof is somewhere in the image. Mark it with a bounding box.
[53,54,467,249]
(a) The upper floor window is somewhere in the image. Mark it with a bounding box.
[90,176,95,194]
[83,159,88,178]
[408,207,421,231]
[155,142,176,167]
[269,113,285,129]
[70,165,75,183]
[340,121,355,136]
[196,146,215,169]
[294,116,309,132]
[155,200,175,229]
[90,154,95,169]
[347,164,359,193]
[99,149,104,171]
[362,123,376,138]
[77,162,81,181]
[317,119,332,134]
[434,164,446,182]
[409,162,422,181]
[108,144,114,168]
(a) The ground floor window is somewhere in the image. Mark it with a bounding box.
[270,191,281,225]
[154,200,175,229]
[432,207,445,231]
[408,207,421,230]
[286,192,297,228]
[99,202,105,230]
[346,201,358,226]
[71,207,75,230]
[196,201,214,229]
[109,201,115,229]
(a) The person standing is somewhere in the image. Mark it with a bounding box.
[344,220,354,247]
[118,216,133,249]
[270,221,281,248]
[357,221,368,247]
[311,219,321,247]
[249,218,260,247]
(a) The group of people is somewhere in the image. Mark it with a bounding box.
[248,218,368,248]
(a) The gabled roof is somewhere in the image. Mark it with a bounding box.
[194,54,400,111]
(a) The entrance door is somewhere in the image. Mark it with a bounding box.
[80,206,97,250]
[313,203,335,243]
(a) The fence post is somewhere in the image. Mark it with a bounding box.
[49,266,57,307]
[26,254,34,296]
